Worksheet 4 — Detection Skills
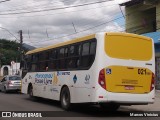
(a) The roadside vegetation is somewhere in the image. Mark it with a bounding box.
[0,39,20,66]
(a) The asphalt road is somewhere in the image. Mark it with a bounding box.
[0,91,160,120]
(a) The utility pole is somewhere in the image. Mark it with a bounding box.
[0,53,1,76]
[19,30,23,61]
[0,43,2,68]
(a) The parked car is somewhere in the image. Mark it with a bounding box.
[0,75,21,93]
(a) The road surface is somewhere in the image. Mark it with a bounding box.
[0,91,159,120]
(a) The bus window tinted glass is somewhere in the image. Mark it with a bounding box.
[90,42,96,54]
[64,47,68,57]
[59,48,65,58]
[69,46,75,56]
[82,43,89,55]
[53,50,57,59]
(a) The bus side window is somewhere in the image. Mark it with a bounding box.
[49,49,58,71]
[80,42,90,68]
[67,44,81,69]
[89,41,96,66]
[64,47,68,57]
[69,45,75,56]
[82,42,90,55]
[45,61,49,71]
[78,44,81,55]
[59,48,65,58]
[39,62,45,71]
[45,51,49,60]
[31,64,36,71]
[53,50,57,59]
[27,55,32,72]
[39,53,43,61]
[49,49,57,60]
[79,39,96,69]
[90,41,96,55]
[58,48,66,70]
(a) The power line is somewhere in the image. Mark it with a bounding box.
[0,0,10,3]
[72,22,77,33]
[20,13,122,46]
[75,11,121,31]
[29,16,124,44]
[0,2,121,45]
[0,4,119,18]
[1,0,158,47]
[0,27,18,41]
[0,0,113,15]
[0,3,120,43]
[119,5,125,18]
[0,0,77,12]
[0,0,65,12]
[20,16,125,45]
[14,13,123,46]
[28,10,160,46]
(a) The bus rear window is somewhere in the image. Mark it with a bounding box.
[105,34,153,61]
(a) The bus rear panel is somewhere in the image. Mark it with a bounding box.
[97,33,155,105]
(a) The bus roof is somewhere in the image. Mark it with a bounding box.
[106,32,151,41]
[26,34,95,55]
[26,32,151,55]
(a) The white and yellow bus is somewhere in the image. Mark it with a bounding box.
[21,32,155,111]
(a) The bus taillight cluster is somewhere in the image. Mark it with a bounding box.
[98,69,106,90]
[150,73,155,91]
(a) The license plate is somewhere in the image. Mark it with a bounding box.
[125,86,134,90]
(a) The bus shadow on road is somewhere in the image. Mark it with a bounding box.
[0,91,22,94]
[68,104,131,117]
[24,96,61,109]
[24,97,132,117]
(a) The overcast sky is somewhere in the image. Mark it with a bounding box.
[0,0,129,48]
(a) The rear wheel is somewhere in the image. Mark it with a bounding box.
[3,86,8,93]
[28,85,34,99]
[100,103,120,111]
[60,87,71,110]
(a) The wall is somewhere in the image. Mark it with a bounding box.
[157,3,160,31]
[0,65,11,76]
[125,2,157,34]
[0,63,20,76]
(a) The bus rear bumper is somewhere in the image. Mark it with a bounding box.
[95,88,155,105]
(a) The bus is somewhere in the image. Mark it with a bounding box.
[21,32,155,111]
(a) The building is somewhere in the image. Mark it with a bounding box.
[120,0,160,34]
[120,0,160,89]
[0,63,20,76]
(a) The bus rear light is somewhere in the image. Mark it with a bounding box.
[150,73,155,91]
[98,69,106,90]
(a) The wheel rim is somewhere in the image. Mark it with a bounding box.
[62,91,69,106]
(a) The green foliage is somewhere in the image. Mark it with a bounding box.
[0,39,20,65]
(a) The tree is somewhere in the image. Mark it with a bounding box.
[0,39,21,66]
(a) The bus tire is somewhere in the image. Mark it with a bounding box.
[4,86,8,93]
[100,103,120,111]
[60,87,71,110]
[28,85,34,99]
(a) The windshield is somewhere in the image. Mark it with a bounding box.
[105,34,153,61]
[9,76,21,80]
